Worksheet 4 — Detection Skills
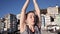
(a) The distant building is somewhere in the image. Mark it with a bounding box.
[55,14,60,26]
[41,14,45,29]
[47,6,60,26]
[40,9,47,15]
[47,6,58,15]
[4,14,18,33]
[16,14,20,31]
[0,18,5,33]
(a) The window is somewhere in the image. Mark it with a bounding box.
[50,16,54,22]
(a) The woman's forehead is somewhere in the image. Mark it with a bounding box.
[28,13,35,16]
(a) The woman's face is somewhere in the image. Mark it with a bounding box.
[26,12,35,26]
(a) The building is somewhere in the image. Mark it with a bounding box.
[47,6,58,15]
[16,14,20,31]
[47,6,60,25]
[0,18,5,33]
[41,14,45,30]
[41,6,60,30]
[4,14,18,33]
[40,9,47,15]
[55,14,60,26]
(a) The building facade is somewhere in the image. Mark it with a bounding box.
[0,18,5,33]
[4,14,18,33]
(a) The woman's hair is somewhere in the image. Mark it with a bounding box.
[25,11,39,26]
[25,11,35,19]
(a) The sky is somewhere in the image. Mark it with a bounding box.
[0,0,60,18]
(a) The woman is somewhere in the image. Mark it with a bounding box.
[20,0,41,34]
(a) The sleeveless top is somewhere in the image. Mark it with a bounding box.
[20,25,41,34]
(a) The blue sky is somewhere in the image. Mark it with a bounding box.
[0,0,60,18]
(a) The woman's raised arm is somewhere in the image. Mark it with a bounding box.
[33,0,41,28]
[20,0,30,33]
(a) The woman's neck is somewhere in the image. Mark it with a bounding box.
[28,25,35,32]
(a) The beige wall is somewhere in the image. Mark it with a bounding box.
[47,6,58,15]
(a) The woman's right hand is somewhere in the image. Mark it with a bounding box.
[26,0,30,1]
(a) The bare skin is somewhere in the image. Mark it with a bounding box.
[20,0,30,33]
[20,0,41,33]
[33,0,41,28]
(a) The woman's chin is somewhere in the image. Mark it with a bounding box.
[31,23,35,25]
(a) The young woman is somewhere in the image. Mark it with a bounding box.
[20,0,41,34]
